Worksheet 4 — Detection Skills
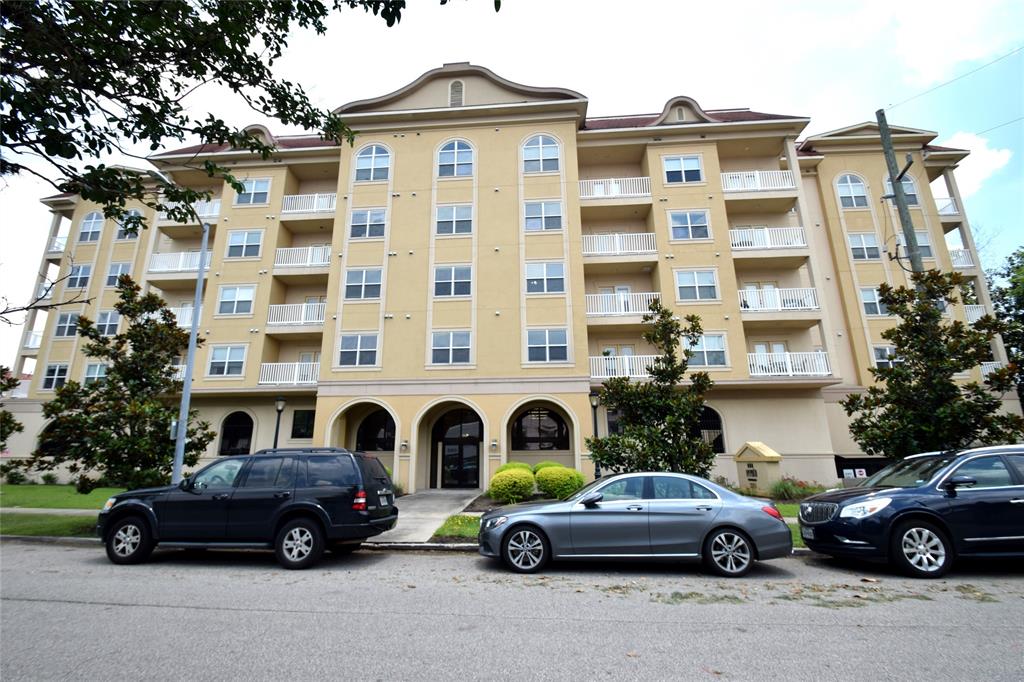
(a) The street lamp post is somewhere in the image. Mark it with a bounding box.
[589,391,601,479]
[273,396,286,449]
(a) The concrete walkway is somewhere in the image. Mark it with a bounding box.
[1,507,99,517]
[368,489,481,543]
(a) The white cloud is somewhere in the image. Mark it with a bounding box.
[939,132,1012,198]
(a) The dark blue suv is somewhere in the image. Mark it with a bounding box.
[798,445,1024,577]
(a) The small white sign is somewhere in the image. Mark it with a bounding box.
[855,468,867,478]
[842,469,855,479]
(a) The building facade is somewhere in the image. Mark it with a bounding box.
[6,63,1015,491]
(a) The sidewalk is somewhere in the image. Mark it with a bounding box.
[2,507,99,516]
[368,489,481,543]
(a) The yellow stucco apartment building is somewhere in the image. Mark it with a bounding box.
[6,63,1016,491]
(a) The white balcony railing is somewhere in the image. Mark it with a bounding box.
[579,177,651,200]
[949,249,974,268]
[586,292,660,317]
[936,197,960,216]
[37,283,53,300]
[274,245,331,268]
[747,352,832,377]
[739,287,819,312]
[157,199,221,222]
[582,233,657,256]
[981,361,1004,376]
[721,170,796,192]
[170,365,186,380]
[258,362,319,385]
[25,331,42,349]
[589,355,660,379]
[149,251,211,273]
[168,307,201,328]
[965,304,985,324]
[267,302,326,326]
[281,193,337,214]
[729,227,807,250]
[47,236,67,253]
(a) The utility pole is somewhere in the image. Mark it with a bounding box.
[876,109,924,274]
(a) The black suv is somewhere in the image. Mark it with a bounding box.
[96,448,398,569]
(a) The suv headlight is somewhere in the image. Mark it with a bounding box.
[839,497,892,520]
[482,516,508,531]
[102,497,117,511]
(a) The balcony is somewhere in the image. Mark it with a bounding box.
[579,177,651,200]
[281,193,337,214]
[267,302,326,327]
[46,236,67,254]
[965,304,985,324]
[981,361,1004,376]
[589,355,659,379]
[168,306,200,328]
[586,292,660,317]
[721,170,795,193]
[581,233,658,272]
[274,246,331,269]
[730,227,807,250]
[24,331,42,349]
[170,365,186,380]
[747,352,831,377]
[157,199,221,224]
[937,198,960,216]
[36,283,53,300]
[149,251,211,273]
[739,288,819,312]
[950,249,975,269]
[258,362,319,385]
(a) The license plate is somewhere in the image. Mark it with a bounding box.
[379,496,390,507]
[800,526,815,540]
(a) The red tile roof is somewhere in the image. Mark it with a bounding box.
[152,135,338,158]
[582,109,803,130]
[924,144,968,153]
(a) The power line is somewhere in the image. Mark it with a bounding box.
[974,116,1023,136]
[886,45,1024,110]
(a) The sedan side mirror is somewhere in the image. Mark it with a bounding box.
[581,492,603,508]
[178,477,191,491]
[944,475,977,492]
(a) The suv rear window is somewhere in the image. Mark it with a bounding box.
[304,455,359,487]
[358,456,392,486]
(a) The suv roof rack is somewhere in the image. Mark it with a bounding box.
[252,447,353,455]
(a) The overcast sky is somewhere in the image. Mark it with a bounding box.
[2,0,1022,371]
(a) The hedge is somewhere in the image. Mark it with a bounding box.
[532,460,564,474]
[536,466,586,500]
[488,469,535,504]
[494,461,532,475]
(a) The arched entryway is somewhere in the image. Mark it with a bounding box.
[219,411,254,456]
[429,408,483,489]
[327,401,399,475]
[356,409,396,452]
[696,406,725,454]
[505,401,575,469]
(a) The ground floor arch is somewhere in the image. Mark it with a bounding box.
[219,411,254,456]
[413,399,486,490]
[503,398,577,470]
[327,399,399,474]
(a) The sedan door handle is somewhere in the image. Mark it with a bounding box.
[695,505,714,511]
[211,493,231,501]
[273,491,292,499]
[1011,498,1024,504]
[626,505,644,511]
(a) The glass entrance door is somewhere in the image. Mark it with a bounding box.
[431,409,482,488]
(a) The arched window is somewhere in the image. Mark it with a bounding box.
[219,411,254,456]
[355,145,390,182]
[116,208,142,240]
[693,406,725,454]
[510,407,569,450]
[449,80,464,107]
[885,175,919,206]
[837,174,868,209]
[355,409,396,451]
[79,211,103,242]
[523,135,559,173]
[438,140,473,177]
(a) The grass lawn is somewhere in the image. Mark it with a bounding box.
[431,514,481,541]
[775,503,799,518]
[0,511,97,537]
[0,484,124,510]
[787,523,806,549]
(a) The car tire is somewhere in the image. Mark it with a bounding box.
[703,528,755,577]
[501,525,550,574]
[274,518,325,570]
[890,520,953,578]
[329,542,362,555]
[105,516,154,565]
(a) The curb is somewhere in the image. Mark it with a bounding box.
[0,534,100,547]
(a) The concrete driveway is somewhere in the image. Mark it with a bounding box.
[369,489,480,543]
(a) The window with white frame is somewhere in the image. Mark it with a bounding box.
[355,145,390,181]
[436,205,472,235]
[860,288,888,316]
[873,346,901,370]
[106,262,130,286]
[339,333,378,366]
[350,209,386,239]
[449,80,464,107]
[55,313,79,337]
[96,310,120,336]
[526,262,565,294]
[67,264,91,288]
[438,140,472,177]
[886,175,919,206]
[663,155,703,184]
[235,179,270,205]
[208,346,246,376]
[116,208,142,239]
[78,212,103,242]
[837,174,868,208]
[896,231,933,258]
[84,363,108,385]
[434,265,472,297]
[676,270,718,301]
[686,334,727,366]
[431,330,471,364]
[524,201,562,231]
[217,285,255,315]
[526,328,568,362]
[848,233,880,260]
[344,268,382,300]
[523,135,559,173]
[669,210,710,240]
[227,230,262,258]
[42,364,68,390]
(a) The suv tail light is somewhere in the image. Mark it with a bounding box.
[761,505,783,521]
[352,489,367,511]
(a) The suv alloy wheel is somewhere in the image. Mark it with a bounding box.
[274,518,325,570]
[105,516,155,565]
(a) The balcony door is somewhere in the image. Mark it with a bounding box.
[602,345,635,377]
[303,295,326,324]
[743,282,778,311]
[599,285,632,314]
[752,342,787,375]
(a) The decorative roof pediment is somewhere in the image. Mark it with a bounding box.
[651,96,716,125]
[806,121,936,142]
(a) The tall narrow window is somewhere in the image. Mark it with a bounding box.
[355,145,390,181]
[449,80,464,107]
[523,135,559,173]
[438,140,473,177]
[837,174,868,208]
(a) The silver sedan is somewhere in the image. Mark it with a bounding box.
[479,471,792,576]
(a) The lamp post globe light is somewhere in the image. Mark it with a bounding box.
[589,391,601,479]
[273,396,286,449]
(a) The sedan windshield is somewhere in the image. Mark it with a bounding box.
[861,455,958,488]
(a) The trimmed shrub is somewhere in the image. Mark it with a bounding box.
[770,476,826,501]
[41,473,59,485]
[536,466,586,500]
[488,469,535,504]
[3,468,27,485]
[494,461,532,475]
[532,460,564,474]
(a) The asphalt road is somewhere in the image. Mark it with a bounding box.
[2,542,1022,681]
